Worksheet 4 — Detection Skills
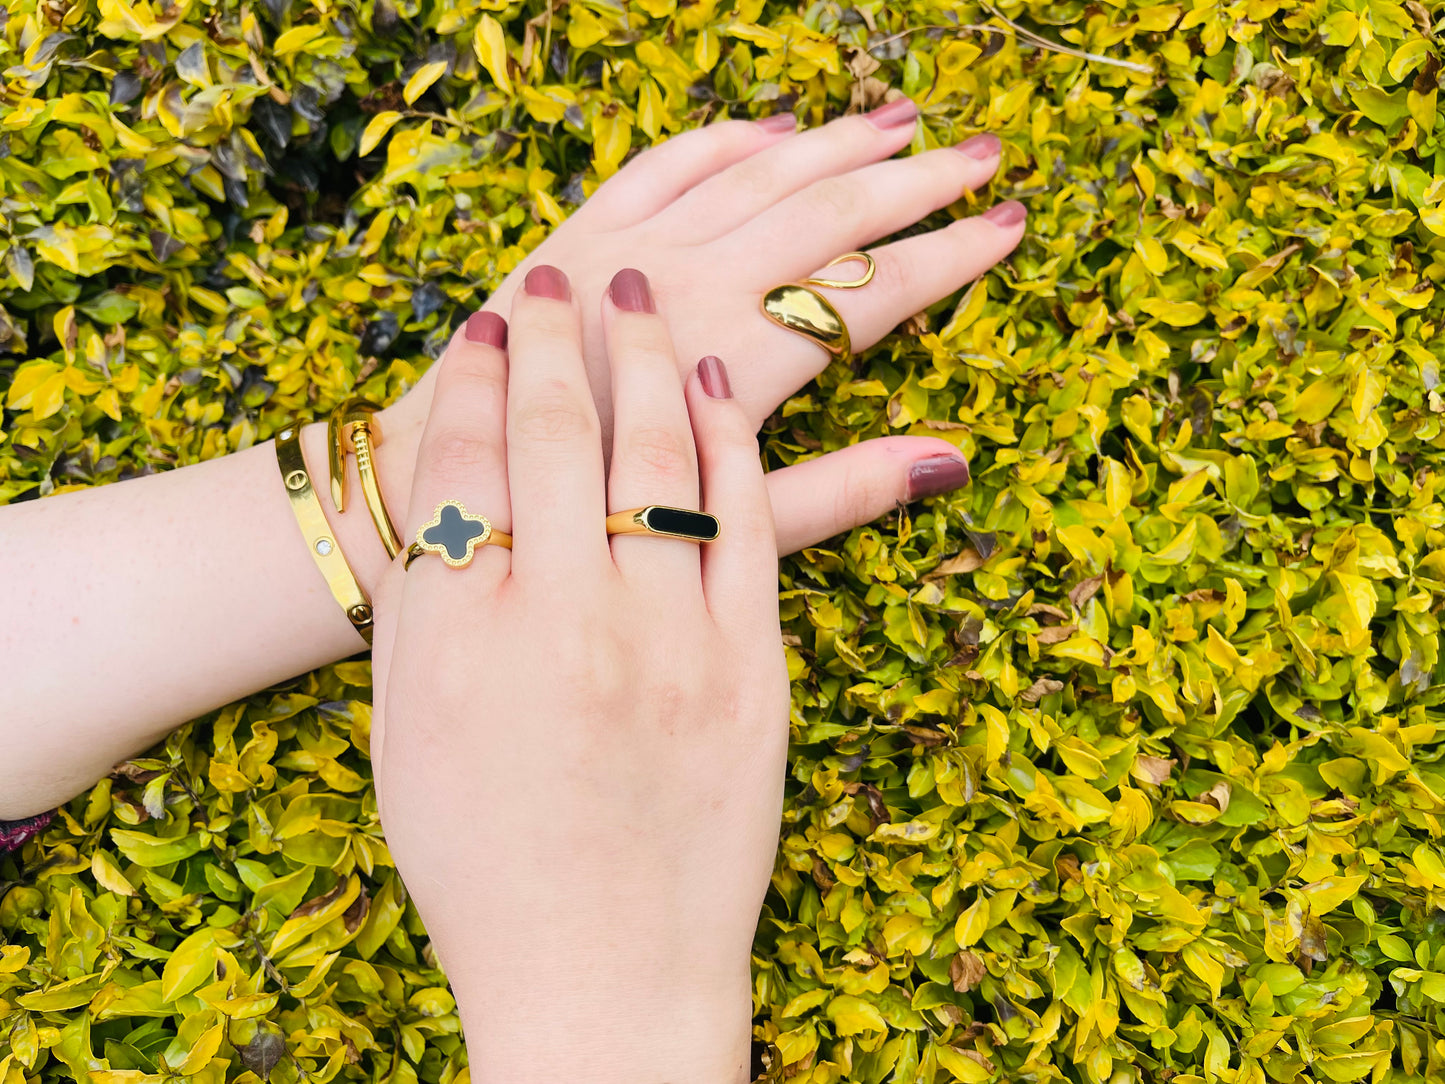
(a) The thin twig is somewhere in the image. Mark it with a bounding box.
[870,9,1155,75]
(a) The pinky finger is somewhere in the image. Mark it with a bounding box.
[765,437,971,556]
[686,356,778,627]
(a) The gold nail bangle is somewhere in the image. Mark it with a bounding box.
[328,398,403,559]
[276,425,374,644]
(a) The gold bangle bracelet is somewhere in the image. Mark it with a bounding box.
[328,398,403,559]
[276,425,374,644]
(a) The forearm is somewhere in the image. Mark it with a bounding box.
[0,409,421,819]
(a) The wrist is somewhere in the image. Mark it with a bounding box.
[454,977,753,1084]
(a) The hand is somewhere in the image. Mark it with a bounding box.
[371,266,786,1082]
[364,101,1021,563]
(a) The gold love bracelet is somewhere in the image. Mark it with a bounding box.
[276,424,374,644]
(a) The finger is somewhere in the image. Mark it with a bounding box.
[684,357,777,630]
[764,437,972,556]
[603,268,701,587]
[717,138,1005,279]
[506,265,611,579]
[403,312,514,589]
[733,203,1027,426]
[366,558,407,816]
[571,117,798,232]
[658,99,923,244]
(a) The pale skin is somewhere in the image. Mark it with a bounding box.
[371,266,787,1084]
[0,99,1024,820]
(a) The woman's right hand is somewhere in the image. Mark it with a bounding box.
[371,265,789,1083]
[365,101,1020,567]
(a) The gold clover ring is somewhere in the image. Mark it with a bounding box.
[759,252,875,360]
[404,500,513,570]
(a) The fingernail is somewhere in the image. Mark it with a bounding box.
[609,268,655,314]
[982,200,1027,227]
[698,355,732,399]
[465,311,507,347]
[865,97,919,130]
[756,113,797,134]
[954,133,1001,160]
[524,264,571,301]
[907,454,971,500]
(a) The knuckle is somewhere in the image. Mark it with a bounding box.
[516,304,580,343]
[834,465,895,526]
[806,176,861,223]
[871,250,914,300]
[730,157,781,200]
[425,430,497,481]
[622,423,695,480]
[512,388,597,446]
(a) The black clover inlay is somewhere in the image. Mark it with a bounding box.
[422,503,489,563]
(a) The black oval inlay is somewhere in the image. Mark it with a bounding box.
[644,506,719,540]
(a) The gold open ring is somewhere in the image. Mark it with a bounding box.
[606,506,720,543]
[404,500,513,569]
[759,252,875,360]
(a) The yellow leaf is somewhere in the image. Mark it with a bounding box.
[403,61,447,105]
[954,894,990,947]
[91,851,136,896]
[359,111,403,156]
[825,995,886,1035]
[473,15,513,95]
[1300,874,1368,916]
[162,928,219,1003]
[274,24,325,55]
[591,110,633,179]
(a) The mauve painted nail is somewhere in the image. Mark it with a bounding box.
[982,200,1027,227]
[698,356,732,399]
[865,97,919,130]
[524,264,570,301]
[756,113,797,133]
[609,268,655,313]
[465,311,507,347]
[907,454,971,500]
[955,133,1001,160]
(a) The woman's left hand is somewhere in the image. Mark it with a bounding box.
[375,105,1021,557]
[370,265,789,1083]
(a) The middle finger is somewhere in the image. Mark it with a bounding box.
[603,269,702,588]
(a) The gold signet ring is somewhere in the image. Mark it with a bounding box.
[759,252,876,360]
[605,506,721,543]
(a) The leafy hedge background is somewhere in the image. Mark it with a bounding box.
[2,0,1444,1080]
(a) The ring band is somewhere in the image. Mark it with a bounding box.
[404,500,513,570]
[759,252,875,360]
[606,506,720,543]
[329,398,403,559]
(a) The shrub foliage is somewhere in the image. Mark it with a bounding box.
[3,0,1444,1081]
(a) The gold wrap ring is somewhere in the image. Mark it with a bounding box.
[759,252,876,360]
[404,500,513,570]
[329,398,403,558]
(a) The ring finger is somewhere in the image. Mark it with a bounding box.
[603,268,702,587]
[726,201,1028,427]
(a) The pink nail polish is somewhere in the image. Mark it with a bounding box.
[698,356,732,399]
[524,265,571,301]
[982,201,1027,227]
[954,133,1001,161]
[609,268,656,313]
[907,454,970,500]
[865,97,919,130]
[465,311,507,347]
[756,113,797,134]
